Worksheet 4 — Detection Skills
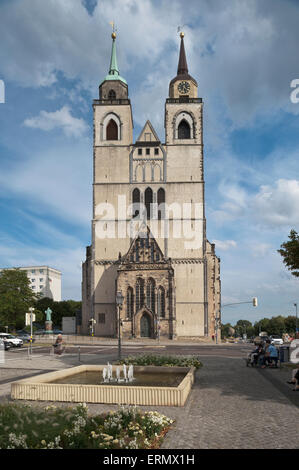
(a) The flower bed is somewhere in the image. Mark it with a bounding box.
[118,354,202,369]
[0,402,173,449]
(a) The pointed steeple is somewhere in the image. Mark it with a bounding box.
[101,32,127,85]
[168,31,198,98]
[108,32,120,77]
[177,32,188,76]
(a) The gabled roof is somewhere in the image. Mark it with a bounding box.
[136,120,160,143]
[121,224,166,265]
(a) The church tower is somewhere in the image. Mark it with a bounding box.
[82,32,221,340]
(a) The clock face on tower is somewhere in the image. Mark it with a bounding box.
[177,81,190,95]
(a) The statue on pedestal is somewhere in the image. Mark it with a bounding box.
[45,307,53,334]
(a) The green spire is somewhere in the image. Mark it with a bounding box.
[101,33,127,85]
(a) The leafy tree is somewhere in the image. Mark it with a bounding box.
[0,269,37,330]
[284,315,297,335]
[278,229,299,277]
[221,323,233,338]
[35,297,81,328]
[234,320,254,337]
[254,318,271,336]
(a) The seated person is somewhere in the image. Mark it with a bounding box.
[267,342,278,367]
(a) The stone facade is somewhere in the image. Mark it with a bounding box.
[82,33,221,340]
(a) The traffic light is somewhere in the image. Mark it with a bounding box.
[252,297,258,307]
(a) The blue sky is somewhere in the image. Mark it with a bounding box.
[0,0,299,325]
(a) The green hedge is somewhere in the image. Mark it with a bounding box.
[118,354,202,369]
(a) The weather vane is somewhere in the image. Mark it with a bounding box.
[177,24,187,38]
[109,21,117,34]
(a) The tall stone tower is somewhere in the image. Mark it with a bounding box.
[82,32,221,340]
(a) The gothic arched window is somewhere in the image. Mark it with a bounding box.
[145,187,153,220]
[157,287,165,318]
[127,287,134,318]
[132,188,140,219]
[108,89,116,99]
[106,119,118,140]
[136,278,144,312]
[178,119,191,139]
[146,278,155,313]
[157,188,165,220]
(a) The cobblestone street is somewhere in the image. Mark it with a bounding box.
[161,356,299,449]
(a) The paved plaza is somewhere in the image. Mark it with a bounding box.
[0,342,298,449]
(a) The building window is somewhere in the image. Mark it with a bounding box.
[146,148,150,155]
[146,278,155,313]
[138,148,142,155]
[157,187,165,220]
[108,89,116,99]
[39,285,43,289]
[106,119,118,140]
[98,313,106,324]
[178,119,191,139]
[31,270,35,274]
[145,187,153,220]
[132,188,140,218]
[136,278,144,312]
[39,269,44,274]
[157,287,165,318]
[127,287,134,318]
[154,148,159,155]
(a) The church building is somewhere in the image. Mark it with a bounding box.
[82,31,221,340]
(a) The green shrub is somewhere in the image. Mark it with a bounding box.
[118,354,202,369]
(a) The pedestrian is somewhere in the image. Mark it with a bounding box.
[287,368,299,391]
[53,334,65,356]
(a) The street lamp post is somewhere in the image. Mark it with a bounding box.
[294,303,298,339]
[116,291,124,361]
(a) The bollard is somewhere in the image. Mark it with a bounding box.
[78,346,81,362]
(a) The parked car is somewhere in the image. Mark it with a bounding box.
[270,335,284,345]
[16,330,35,343]
[0,338,11,351]
[0,333,23,348]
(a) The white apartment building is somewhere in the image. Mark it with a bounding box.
[2,266,62,301]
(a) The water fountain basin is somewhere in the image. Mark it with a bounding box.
[11,364,195,407]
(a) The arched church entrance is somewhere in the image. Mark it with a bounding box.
[140,313,152,337]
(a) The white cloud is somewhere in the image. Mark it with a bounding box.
[23,106,88,137]
[0,141,92,225]
[253,179,299,227]
[213,239,237,251]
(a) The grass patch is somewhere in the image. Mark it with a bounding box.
[0,402,173,449]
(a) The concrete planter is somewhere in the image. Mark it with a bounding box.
[11,365,194,407]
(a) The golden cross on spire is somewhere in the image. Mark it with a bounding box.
[109,21,117,38]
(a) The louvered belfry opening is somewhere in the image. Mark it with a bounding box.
[178,119,191,139]
[106,119,118,140]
